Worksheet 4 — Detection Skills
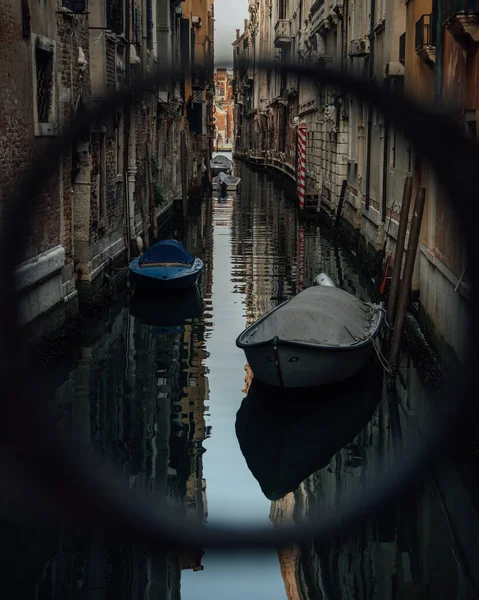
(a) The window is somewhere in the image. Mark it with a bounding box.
[32,35,57,136]
[36,48,53,123]
[349,98,358,160]
[106,0,126,34]
[62,0,86,12]
[115,112,123,176]
[98,131,107,222]
[135,8,142,46]
[146,0,154,50]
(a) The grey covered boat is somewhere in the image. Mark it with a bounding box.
[236,274,384,387]
[210,154,232,176]
[212,172,241,191]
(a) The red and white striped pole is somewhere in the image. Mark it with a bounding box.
[297,122,307,210]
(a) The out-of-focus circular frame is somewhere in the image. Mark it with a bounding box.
[0,61,475,552]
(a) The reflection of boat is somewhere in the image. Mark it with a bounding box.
[212,172,241,192]
[129,287,203,331]
[210,154,232,176]
[129,240,203,291]
[236,273,384,387]
[235,362,382,501]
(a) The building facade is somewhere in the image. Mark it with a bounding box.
[233,0,474,364]
[213,67,234,150]
[0,0,214,340]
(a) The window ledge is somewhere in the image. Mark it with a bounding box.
[34,123,58,137]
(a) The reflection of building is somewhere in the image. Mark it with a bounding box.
[1,207,214,593]
[213,68,234,151]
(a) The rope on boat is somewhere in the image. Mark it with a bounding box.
[371,336,394,376]
[378,305,394,330]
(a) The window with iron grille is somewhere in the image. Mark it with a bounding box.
[35,48,53,124]
[106,0,124,34]
[135,8,142,46]
[146,0,154,50]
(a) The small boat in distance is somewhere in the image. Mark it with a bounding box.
[129,239,203,291]
[210,154,233,176]
[236,274,384,387]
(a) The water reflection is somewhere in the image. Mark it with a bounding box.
[129,288,203,331]
[235,358,383,501]
[0,165,474,598]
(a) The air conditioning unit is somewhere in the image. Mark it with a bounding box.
[192,16,202,26]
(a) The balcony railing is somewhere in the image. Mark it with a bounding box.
[399,32,406,64]
[443,0,479,24]
[415,14,436,50]
[274,19,291,48]
[309,0,325,33]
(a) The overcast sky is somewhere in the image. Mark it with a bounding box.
[214,0,249,67]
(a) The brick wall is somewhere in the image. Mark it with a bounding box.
[88,36,124,255]
[57,9,91,264]
[0,1,37,260]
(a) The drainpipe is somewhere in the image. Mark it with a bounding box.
[124,1,133,262]
[253,29,257,152]
[381,88,389,221]
[365,0,376,211]
[433,0,443,106]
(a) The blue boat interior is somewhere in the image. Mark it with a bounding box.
[139,240,195,268]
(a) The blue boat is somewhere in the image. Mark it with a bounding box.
[129,239,203,290]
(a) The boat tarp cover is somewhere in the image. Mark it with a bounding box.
[139,240,195,266]
[211,155,232,166]
[218,172,240,184]
[246,286,375,346]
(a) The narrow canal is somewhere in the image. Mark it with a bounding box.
[1,165,478,598]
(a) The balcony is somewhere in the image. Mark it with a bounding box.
[309,0,325,33]
[274,19,291,47]
[349,37,370,57]
[399,32,406,64]
[415,14,436,63]
[443,0,479,43]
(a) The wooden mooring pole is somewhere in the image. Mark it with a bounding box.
[180,129,188,218]
[335,179,348,231]
[387,176,413,325]
[388,187,426,375]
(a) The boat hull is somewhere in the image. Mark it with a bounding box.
[129,257,203,290]
[241,342,375,388]
[212,182,240,191]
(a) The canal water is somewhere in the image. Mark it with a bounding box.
[1,165,477,598]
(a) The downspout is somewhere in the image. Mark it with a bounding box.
[381,83,389,220]
[433,0,443,106]
[365,0,376,211]
[298,0,302,110]
[124,2,132,262]
[253,30,256,152]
